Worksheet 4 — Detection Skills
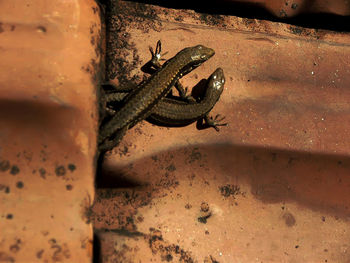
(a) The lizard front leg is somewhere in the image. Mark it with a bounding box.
[144,40,195,102]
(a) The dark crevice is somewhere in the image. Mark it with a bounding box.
[93,233,101,263]
[132,0,350,32]
[98,0,350,32]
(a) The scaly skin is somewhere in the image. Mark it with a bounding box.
[150,68,225,126]
[105,68,226,128]
[99,43,215,149]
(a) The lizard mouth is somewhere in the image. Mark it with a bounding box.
[180,63,200,78]
[181,59,208,76]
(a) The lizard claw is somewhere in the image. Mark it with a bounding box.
[213,114,226,122]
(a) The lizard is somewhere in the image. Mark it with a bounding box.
[99,41,215,152]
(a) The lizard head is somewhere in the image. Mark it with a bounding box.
[202,68,225,102]
[208,68,225,92]
[178,45,215,77]
[189,45,215,64]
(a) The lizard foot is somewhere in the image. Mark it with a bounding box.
[205,114,228,131]
[149,40,168,69]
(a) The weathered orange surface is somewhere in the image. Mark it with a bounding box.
[1,0,350,262]
[0,0,101,262]
[94,1,350,263]
[227,0,350,17]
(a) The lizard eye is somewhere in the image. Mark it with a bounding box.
[213,80,222,90]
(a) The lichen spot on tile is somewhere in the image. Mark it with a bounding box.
[0,160,10,172]
[10,165,20,175]
[282,212,296,227]
[16,181,24,189]
[55,165,66,176]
